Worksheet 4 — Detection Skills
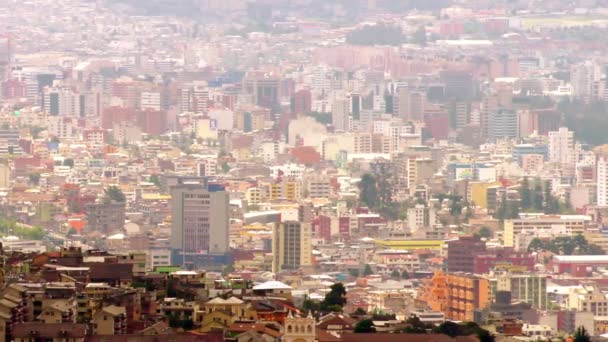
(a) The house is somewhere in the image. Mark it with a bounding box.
[225,322,282,342]
[252,281,293,299]
[93,305,127,335]
[199,309,234,333]
[37,301,76,323]
[12,322,87,342]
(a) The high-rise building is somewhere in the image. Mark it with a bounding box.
[243,72,280,109]
[42,84,80,117]
[595,145,608,206]
[488,109,518,141]
[331,96,351,131]
[407,204,437,233]
[446,235,486,273]
[291,89,311,116]
[170,183,229,266]
[549,127,575,165]
[571,61,601,101]
[181,82,209,114]
[140,91,161,111]
[396,89,425,121]
[272,221,312,273]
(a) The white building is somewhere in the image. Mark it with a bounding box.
[596,146,608,206]
[548,127,575,165]
[571,61,602,101]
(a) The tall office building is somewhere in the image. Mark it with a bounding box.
[170,183,229,266]
[243,72,280,109]
[42,84,81,117]
[396,89,425,121]
[548,127,575,165]
[446,235,487,273]
[272,221,312,273]
[595,145,608,206]
[181,82,209,114]
[571,61,601,101]
[332,96,350,131]
[488,109,518,141]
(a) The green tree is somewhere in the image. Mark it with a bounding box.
[104,186,126,203]
[346,24,405,46]
[413,25,427,46]
[520,177,531,209]
[402,270,410,279]
[149,175,161,187]
[532,180,544,211]
[354,319,376,333]
[435,321,462,337]
[307,111,332,125]
[63,158,74,167]
[574,326,591,342]
[390,269,401,279]
[477,226,492,239]
[29,173,41,185]
[402,316,429,333]
[321,283,347,311]
[301,296,321,314]
[358,174,378,208]
[363,264,373,276]
[353,307,367,316]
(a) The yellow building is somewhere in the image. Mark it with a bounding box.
[468,181,502,209]
[374,239,444,251]
[195,118,218,140]
[260,180,301,202]
[273,221,312,273]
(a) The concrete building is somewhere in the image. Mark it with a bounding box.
[568,284,608,316]
[446,235,486,273]
[486,272,548,310]
[170,183,229,266]
[549,127,575,165]
[407,205,436,233]
[488,109,518,141]
[503,215,590,247]
[85,202,126,235]
[272,221,312,273]
[0,162,9,188]
[596,145,608,206]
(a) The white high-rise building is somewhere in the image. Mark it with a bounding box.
[548,127,575,165]
[43,84,81,117]
[331,96,350,131]
[596,146,608,206]
[571,61,602,101]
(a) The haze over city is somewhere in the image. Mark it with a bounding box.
[2,0,608,341]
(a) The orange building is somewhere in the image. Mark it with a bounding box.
[446,273,490,322]
[419,271,490,322]
[418,271,448,313]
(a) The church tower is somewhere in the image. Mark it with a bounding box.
[283,311,315,342]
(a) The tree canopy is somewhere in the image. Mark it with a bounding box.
[346,24,405,46]
[321,283,347,312]
[528,235,605,255]
[104,186,126,203]
[354,319,376,333]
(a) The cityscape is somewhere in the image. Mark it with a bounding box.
[3,0,608,341]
